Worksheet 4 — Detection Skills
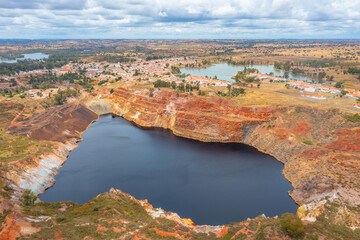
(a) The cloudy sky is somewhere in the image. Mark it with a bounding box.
[0,0,359,39]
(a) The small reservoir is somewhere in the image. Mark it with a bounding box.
[181,63,311,82]
[0,53,49,63]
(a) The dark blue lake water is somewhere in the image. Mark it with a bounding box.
[40,114,297,225]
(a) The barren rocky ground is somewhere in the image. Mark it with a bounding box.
[0,86,359,239]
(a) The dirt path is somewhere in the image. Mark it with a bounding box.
[5,108,24,131]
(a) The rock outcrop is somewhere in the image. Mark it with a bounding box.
[2,86,360,238]
[110,88,273,142]
[105,87,360,228]
[5,103,98,197]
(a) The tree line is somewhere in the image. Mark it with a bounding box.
[233,67,259,82]
[153,80,199,93]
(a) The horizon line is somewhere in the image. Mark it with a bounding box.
[0,38,360,41]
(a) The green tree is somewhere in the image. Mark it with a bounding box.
[54,90,67,105]
[335,82,343,88]
[231,88,245,97]
[227,84,232,96]
[171,66,180,74]
[341,89,348,96]
[133,69,140,76]
[274,61,282,69]
[284,72,289,79]
[233,67,259,82]
[280,213,305,239]
[22,190,37,206]
[283,61,291,71]
[153,80,171,88]
[318,71,326,80]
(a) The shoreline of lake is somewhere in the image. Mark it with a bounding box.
[180,63,312,82]
[39,114,298,225]
[0,52,49,63]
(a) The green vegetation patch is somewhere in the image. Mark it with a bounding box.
[280,213,305,239]
[22,190,37,206]
[53,88,80,105]
[342,113,360,123]
[299,201,360,239]
[0,130,53,170]
[25,191,217,239]
[233,67,259,83]
[303,139,314,145]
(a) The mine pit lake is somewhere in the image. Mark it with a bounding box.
[40,114,298,225]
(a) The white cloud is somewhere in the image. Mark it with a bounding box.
[212,5,237,17]
[158,11,167,17]
[0,0,359,38]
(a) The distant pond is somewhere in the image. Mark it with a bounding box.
[181,63,311,82]
[0,53,49,63]
[40,115,298,225]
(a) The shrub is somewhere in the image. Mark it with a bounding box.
[255,224,266,240]
[153,80,171,88]
[93,207,99,211]
[198,90,206,96]
[280,213,305,239]
[56,215,65,222]
[22,190,37,206]
[98,80,107,86]
[308,233,319,240]
[54,91,67,105]
[53,88,79,105]
[222,233,231,240]
[342,113,360,123]
[303,140,314,145]
[334,82,343,88]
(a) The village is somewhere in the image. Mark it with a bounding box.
[1,56,360,109]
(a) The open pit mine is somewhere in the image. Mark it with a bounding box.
[1,86,359,239]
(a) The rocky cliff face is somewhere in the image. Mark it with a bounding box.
[109,88,273,142]
[105,87,360,227]
[1,103,100,239]
[5,104,98,196]
[2,87,359,239]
